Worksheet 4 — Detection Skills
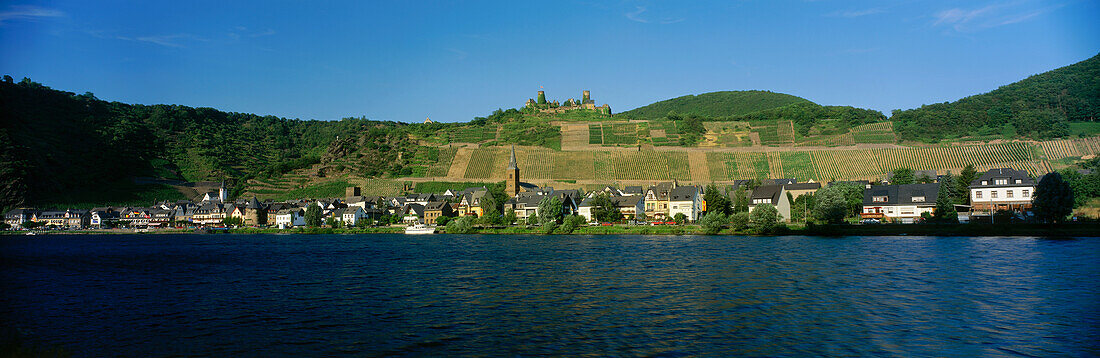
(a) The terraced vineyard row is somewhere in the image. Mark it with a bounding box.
[1040,137,1100,159]
[457,142,1047,182]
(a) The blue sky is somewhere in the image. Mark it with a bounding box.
[1,0,1097,122]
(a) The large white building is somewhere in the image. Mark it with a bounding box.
[668,186,703,222]
[969,168,1036,215]
[861,183,939,223]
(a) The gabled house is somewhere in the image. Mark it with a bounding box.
[644,181,678,219]
[192,203,228,226]
[4,208,37,227]
[782,182,821,199]
[861,183,939,223]
[401,203,426,224]
[274,208,306,228]
[423,201,455,224]
[90,210,119,228]
[668,186,703,222]
[578,194,645,223]
[341,206,369,225]
[748,185,791,222]
[969,168,1036,216]
[458,190,488,217]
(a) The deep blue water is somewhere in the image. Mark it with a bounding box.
[1,234,1098,357]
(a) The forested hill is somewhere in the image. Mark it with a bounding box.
[618,90,813,119]
[0,78,420,210]
[891,53,1100,141]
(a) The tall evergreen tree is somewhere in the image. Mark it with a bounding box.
[891,168,915,185]
[933,173,958,223]
[733,186,749,213]
[1032,172,1075,223]
[957,164,978,204]
[703,184,732,216]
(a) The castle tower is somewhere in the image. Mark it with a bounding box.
[537,91,547,105]
[582,90,591,104]
[506,146,520,197]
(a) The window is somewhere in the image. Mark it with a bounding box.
[1015,179,1022,184]
[1007,190,1013,198]
[975,191,983,199]
[981,180,988,185]
[911,196,925,202]
[991,191,998,198]
[995,179,1008,185]
[873,196,888,202]
[1022,190,1030,197]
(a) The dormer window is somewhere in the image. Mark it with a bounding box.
[994,179,1008,185]
[911,196,925,202]
[981,181,988,185]
[872,196,888,202]
[1015,179,1022,184]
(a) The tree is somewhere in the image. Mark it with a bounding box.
[932,176,959,223]
[916,173,935,184]
[446,216,475,234]
[733,186,750,213]
[537,196,564,226]
[0,222,9,230]
[435,216,451,227]
[703,184,732,216]
[891,168,914,185]
[730,212,750,231]
[591,193,622,223]
[699,211,727,235]
[1032,172,1074,223]
[558,215,585,234]
[814,185,851,224]
[790,193,814,223]
[526,212,539,226]
[673,213,688,225]
[750,204,781,231]
[325,216,339,228]
[958,164,978,204]
[503,210,517,226]
[222,216,243,227]
[305,204,322,227]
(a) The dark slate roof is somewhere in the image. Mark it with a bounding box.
[669,186,699,201]
[750,185,783,201]
[970,168,1036,188]
[246,197,264,209]
[783,182,822,191]
[611,195,643,208]
[762,178,797,186]
[862,183,939,206]
[623,186,644,195]
[507,146,518,170]
[402,204,425,217]
[425,201,450,211]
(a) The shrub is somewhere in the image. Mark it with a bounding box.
[730,212,750,230]
[446,216,475,234]
[699,212,727,235]
[750,204,781,232]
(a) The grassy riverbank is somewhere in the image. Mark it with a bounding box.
[4,222,1097,237]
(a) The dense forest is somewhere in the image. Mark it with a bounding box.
[890,53,1100,141]
[0,78,426,210]
[618,90,812,119]
[725,103,887,136]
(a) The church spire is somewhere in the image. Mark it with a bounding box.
[507,146,518,170]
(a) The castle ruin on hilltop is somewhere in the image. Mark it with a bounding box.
[524,90,611,115]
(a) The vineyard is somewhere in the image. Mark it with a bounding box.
[649,120,683,146]
[444,140,1088,183]
[1040,137,1100,160]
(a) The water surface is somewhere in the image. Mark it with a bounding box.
[2,234,1098,356]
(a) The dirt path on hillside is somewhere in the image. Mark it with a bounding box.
[448,147,473,179]
[688,152,709,182]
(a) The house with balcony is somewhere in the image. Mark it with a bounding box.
[969,168,1036,216]
[861,183,939,223]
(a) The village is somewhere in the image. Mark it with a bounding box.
[3,145,1050,232]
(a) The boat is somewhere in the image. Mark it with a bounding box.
[404,224,437,234]
[25,231,38,236]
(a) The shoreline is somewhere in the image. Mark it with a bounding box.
[5,223,1098,237]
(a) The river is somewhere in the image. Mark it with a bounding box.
[1,234,1098,356]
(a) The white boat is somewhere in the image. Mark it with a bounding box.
[404,224,437,234]
[25,231,38,236]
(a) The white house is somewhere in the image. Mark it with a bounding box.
[274,208,306,228]
[341,206,369,226]
[668,186,703,222]
[577,195,645,223]
[861,183,939,223]
[748,185,791,222]
[969,168,1036,215]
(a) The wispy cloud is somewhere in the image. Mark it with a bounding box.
[932,1,1059,32]
[625,6,649,23]
[827,8,885,18]
[0,5,64,25]
[112,33,206,48]
[229,26,276,40]
[624,5,683,24]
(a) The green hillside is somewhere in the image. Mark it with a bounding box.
[892,53,1100,141]
[618,90,814,119]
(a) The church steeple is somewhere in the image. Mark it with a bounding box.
[507,146,518,170]
[506,146,520,197]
